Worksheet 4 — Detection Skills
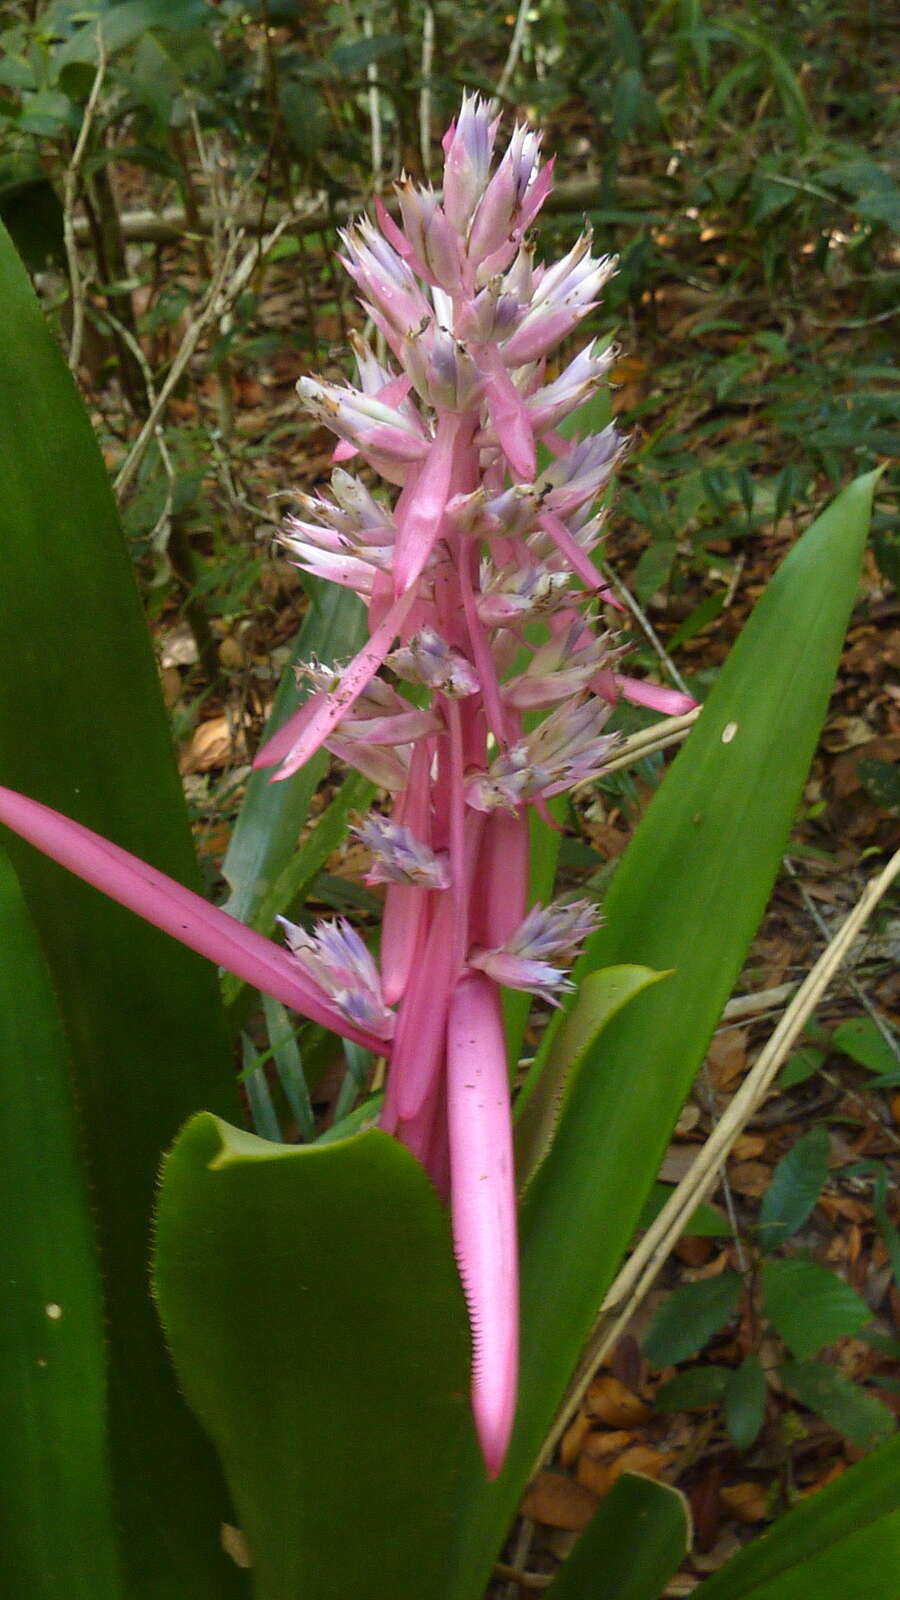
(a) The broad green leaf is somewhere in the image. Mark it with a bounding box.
[515,965,669,1190]
[544,1474,690,1600]
[762,1259,872,1358]
[656,1367,729,1411]
[0,848,122,1599]
[0,222,243,1595]
[832,1016,899,1077]
[693,1434,900,1598]
[724,1357,767,1451]
[644,1271,743,1368]
[222,580,367,931]
[152,1115,471,1600]
[758,1128,830,1253]
[704,1512,900,1599]
[778,1045,825,1089]
[637,1183,729,1238]
[444,473,877,1600]
[52,0,209,72]
[779,1363,894,1451]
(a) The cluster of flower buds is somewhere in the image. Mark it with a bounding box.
[250,95,694,1478]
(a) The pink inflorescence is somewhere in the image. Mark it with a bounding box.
[0,94,697,1484]
[253,95,694,1479]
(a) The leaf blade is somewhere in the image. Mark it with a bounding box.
[153,1116,472,1600]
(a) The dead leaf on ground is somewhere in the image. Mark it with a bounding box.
[520,1471,598,1530]
[720,1482,769,1523]
[180,714,247,774]
[707,1029,749,1090]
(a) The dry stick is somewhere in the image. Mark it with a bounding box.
[537,845,900,1469]
[594,708,700,779]
[496,0,532,100]
[363,7,383,188]
[101,308,176,541]
[69,177,648,246]
[600,562,692,697]
[419,3,435,174]
[782,853,900,1066]
[112,207,300,502]
[62,31,107,373]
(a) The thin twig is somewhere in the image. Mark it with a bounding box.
[537,846,900,1468]
[113,207,300,500]
[100,307,176,542]
[364,8,383,188]
[600,563,692,696]
[68,176,642,246]
[62,29,107,373]
[782,854,900,1065]
[593,708,700,779]
[496,0,531,100]
[419,4,435,174]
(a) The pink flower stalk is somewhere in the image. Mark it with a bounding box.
[0,95,695,1480]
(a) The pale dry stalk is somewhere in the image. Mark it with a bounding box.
[538,844,900,1467]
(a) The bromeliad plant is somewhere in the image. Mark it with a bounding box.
[0,94,894,1600]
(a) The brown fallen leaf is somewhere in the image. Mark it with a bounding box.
[728,1159,771,1198]
[720,1482,769,1524]
[585,1375,651,1428]
[732,1133,767,1161]
[520,1471,598,1531]
[707,1029,749,1090]
[559,1411,592,1469]
[580,1429,634,1460]
[180,715,247,774]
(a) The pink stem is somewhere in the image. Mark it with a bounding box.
[537,508,603,593]
[391,889,457,1122]
[253,584,419,778]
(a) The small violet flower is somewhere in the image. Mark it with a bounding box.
[0,93,696,1481]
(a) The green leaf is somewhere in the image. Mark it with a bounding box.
[152,1115,471,1600]
[515,965,670,1190]
[53,0,209,72]
[637,1183,729,1238]
[221,581,366,930]
[857,758,900,814]
[692,1434,900,1598]
[655,1367,729,1410]
[724,1357,767,1451]
[778,1045,825,1089]
[0,847,123,1598]
[779,1363,894,1451]
[762,1259,873,1358]
[758,1129,830,1253]
[644,1271,743,1368]
[706,1511,900,1599]
[633,538,677,602]
[444,473,876,1600]
[544,1473,690,1600]
[0,222,243,1595]
[832,1017,900,1077]
[253,766,373,937]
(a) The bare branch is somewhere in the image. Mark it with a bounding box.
[63,29,107,374]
